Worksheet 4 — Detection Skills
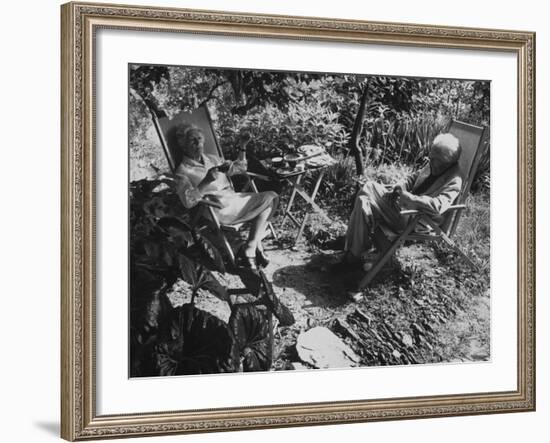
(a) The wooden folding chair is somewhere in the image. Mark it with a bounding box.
[358,120,489,289]
[148,104,276,267]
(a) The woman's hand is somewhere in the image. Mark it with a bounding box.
[203,166,221,183]
[237,131,252,148]
[216,161,231,173]
[198,167,221,195]
[157,173,177,188]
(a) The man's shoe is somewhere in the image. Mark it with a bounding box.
[346,290,364,303]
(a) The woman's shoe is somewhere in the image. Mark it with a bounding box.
[255,248,270,268]
[236,246,257,269]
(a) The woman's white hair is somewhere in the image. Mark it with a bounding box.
[175,123,203,149]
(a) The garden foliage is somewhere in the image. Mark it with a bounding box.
[130,179,293,376]
[128,65,490,375]
[129,65,489,186]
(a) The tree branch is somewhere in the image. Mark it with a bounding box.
[198,81,229,108]
[348,82,370,175]
[130,87,167,118]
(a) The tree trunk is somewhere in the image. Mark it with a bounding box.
[348,83,370,176]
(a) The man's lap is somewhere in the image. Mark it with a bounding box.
[360,181,406,231]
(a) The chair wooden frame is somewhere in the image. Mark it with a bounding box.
[359,120,489,289]
[147,103,276,267]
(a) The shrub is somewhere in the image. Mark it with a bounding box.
[129,178,294,376]
[216,92,350,160]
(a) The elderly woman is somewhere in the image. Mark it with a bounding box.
[174,123,278,269]
[342,133,463,271]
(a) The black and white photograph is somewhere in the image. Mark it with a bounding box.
[129,63,490,377]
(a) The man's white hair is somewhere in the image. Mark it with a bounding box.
[432,133,461,164]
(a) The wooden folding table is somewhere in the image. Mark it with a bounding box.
[276,166,333,245]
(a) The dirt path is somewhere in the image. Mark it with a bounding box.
[169,239,490,370]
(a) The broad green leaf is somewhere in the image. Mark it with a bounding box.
[178,254,198,287]
[193,232,226,273]
[197,267,229,302]
[152,304,239,375]
[229,305,271,372]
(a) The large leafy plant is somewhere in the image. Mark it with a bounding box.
[229,305,272,372]
[130,178,294,377]
[153,304,239,375]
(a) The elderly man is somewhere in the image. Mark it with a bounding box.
[342,133,462,270]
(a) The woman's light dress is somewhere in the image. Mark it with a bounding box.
[175,153,277,226]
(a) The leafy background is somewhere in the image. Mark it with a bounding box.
[129,65,489,186]
[129,64,490,376]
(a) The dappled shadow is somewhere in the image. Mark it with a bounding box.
[271,252,356,310]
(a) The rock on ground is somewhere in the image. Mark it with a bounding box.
[296,326,360,369]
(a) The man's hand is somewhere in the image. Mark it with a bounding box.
[384,184,403,206]
[398,190,416,209]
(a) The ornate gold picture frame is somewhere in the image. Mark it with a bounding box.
[61,1,535,440]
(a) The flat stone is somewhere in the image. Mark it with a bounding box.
[296,326,360,369]
[401,333,414,348]
[291,362,309,371]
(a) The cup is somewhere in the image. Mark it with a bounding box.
[271,156,283,168]
[284,153,301,169]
